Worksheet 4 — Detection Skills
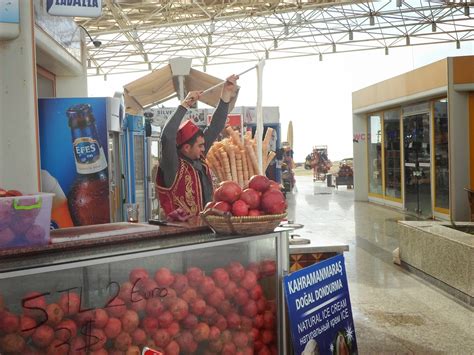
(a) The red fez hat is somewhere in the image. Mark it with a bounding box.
[176,120,200,146]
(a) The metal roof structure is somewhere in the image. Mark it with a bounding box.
[77,0,474,77]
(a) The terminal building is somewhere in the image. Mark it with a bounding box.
[352,56,474,221]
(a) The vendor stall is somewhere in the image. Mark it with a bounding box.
[0,222,290,354]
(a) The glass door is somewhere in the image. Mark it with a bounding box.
[108,132,123,222]
[403,113,432,217]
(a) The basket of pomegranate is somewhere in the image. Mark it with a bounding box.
[200,175,287,235]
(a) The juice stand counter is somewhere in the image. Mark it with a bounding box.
[0,220,289,354]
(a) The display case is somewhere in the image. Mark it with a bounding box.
[0,228,289,354]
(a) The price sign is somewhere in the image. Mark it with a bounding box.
[284,254,358,355]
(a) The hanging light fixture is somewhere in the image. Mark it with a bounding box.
[284,25,289,36]
[206,46,210,56]
[406,35,410,46]
[464,5,470,17]
[432,22,437,32]
[274,39,278,49]
[104,74,107,81]
[319,53,323,61]
[396,0,402,7]
[369,13,375,26]
[349,30,353,41]
[265,50,269,60]
[456,39,461,49]
[296,13,302,24]
[148,62,152,71]
[385,47,389,55]
[210,21,215,33]
[96,67,100,75]
[208,34,212,45]
[332,43,336,53]
[87,59,91,68]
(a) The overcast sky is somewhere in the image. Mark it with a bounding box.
[88,42,473,162]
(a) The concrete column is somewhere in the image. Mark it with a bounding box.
[0,0,40,192]
[447,58,470,221]
[352,113,368,201]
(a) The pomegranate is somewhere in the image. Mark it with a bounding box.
[240,188,261,209]
[192,322,210,342]
[213,201,232,213]
[55,319,77,341]
[260,188,286,214]
[104,317,122,339]
[31,324,54,348]
[186,267,205,287]
[19,315,37,338]
[227,261,245,281]
[249,175,271,192]
[46,303,64,326]
[216,181,242,203]
[211,268,230,288]
[0,311,19,333]
[130,328,146,345]
[0,333,26,353]
[154,267,175,287]
[231,199,249,216]
[129,268,149,284]
[248,209,262,216]
[153,328,170,348]
[114,331,132,351]
[165,340,180,355]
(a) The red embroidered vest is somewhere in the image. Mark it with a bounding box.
[156,158,212,216]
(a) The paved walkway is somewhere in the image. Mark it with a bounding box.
[286,176,474,354]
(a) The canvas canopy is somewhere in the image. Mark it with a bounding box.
[123,65,238,114]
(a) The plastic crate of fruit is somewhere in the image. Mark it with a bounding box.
[0,192,54,249]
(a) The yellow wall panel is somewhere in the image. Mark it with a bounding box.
[453,56,474,85]
[353,59,447,111]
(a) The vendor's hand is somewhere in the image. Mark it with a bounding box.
[181,91,202,109]
[167,208,192,222]
[221,74,239,103]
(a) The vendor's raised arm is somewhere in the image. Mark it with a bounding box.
[220,74,239,103]
[204,75,240,153]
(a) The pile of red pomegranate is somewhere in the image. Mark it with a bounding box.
[205,175,286,217]
[0,188,48,249]
[0,259,278,354]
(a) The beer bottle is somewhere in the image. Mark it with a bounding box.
[67,104,110,225]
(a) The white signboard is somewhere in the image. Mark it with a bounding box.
[46,0,102,18]
[148,108,208,128]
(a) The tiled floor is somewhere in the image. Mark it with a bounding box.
[286,176,474,354]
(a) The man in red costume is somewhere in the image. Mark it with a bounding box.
[156,75,239,218]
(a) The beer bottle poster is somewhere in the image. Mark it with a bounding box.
[283,254,358,355]
[38,97,111,227]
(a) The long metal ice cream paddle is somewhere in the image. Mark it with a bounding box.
[201,64,258,95]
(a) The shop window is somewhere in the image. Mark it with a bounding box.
[433,99,449,210]
[384,109,402,199]
[368,114,383,195]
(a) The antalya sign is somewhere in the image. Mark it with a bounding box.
[46,0,102,18]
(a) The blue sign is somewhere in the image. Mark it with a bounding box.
[46,0,102,18]
[0,0,19,23]
[284,255,358,355]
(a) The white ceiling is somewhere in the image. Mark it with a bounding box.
[76,0,474,77]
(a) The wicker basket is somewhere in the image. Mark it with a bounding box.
[200,210,287,235]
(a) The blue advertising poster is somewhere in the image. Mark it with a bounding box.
[284,255,358,355]
[38,97,110,228]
